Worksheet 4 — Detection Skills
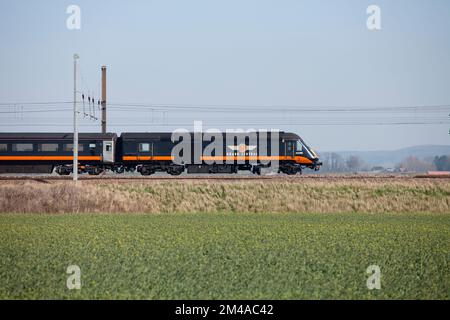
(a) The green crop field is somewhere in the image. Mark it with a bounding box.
[0,213,449,299]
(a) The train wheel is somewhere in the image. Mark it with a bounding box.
[168,165,184,176]
[252,166,261,175]
[140,166,154,176]
[56,166,71,175]
[115,166,125,174]
[88,167,103,175]
[167,168,182,176]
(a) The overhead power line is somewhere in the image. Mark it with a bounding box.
[0,100,449,128]
[0,102,72,106]
[0,101,449,111]
[0,109,72,114]
[1,120,449,126]
[107,103,450,113]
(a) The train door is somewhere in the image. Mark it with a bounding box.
[285,140,295,158]
[103,141,114,163]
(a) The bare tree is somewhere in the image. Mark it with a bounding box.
[319,153,344,173]
[397,156,435,172]
[346,155,364,172]
[433,155,450,171]
[329,153,346,172]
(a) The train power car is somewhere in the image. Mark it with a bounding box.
[119,131,321,175]
[0,133,117,175]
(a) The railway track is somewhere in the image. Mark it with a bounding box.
[0,174,448,181]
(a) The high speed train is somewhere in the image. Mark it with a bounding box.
[0,131,321,175]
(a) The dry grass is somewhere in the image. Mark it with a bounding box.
[0,177,449,214]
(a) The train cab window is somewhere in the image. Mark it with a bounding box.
[285,141,296,157]
[296,140,304,153]
[63,144,84,152]
[287,141,294,152]
[38,143,58,152]
[0,144,7,152]
[12,143,33,152]
[139,143,150,152]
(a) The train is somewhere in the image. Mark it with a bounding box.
[0,131,322,175]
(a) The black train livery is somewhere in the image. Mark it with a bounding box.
[0,132,321,175]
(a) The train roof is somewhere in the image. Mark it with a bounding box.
[121,131,300,140]
[280,132,301,140]
[121,132,173,140]
[0,133,117,140]
[0,132,301,141]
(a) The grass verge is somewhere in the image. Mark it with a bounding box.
[1,179,449,213]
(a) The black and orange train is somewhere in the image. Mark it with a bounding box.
[0,132,321,175]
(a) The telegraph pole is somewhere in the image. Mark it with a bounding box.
[101,66,107,134]
[73,54,79,182]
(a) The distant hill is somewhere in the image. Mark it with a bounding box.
[319,145,450,168]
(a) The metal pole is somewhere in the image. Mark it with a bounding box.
[73,54,79,182]
[101,66,107,134]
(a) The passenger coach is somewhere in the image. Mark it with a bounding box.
[0,133,117,175]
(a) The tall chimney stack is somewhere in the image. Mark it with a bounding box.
[101,66,107,134]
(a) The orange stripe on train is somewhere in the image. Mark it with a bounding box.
[123,155,313,164]
[122,156,173,161]
[201,156,313,164]
[0,156,101,161]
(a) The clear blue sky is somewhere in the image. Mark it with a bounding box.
[0,0,449,151]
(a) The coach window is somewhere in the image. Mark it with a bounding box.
[63,143,84,152]
[139,143,150,152]
[0,144,7,152]
[12,143,33,152]
[38,143,58,152]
